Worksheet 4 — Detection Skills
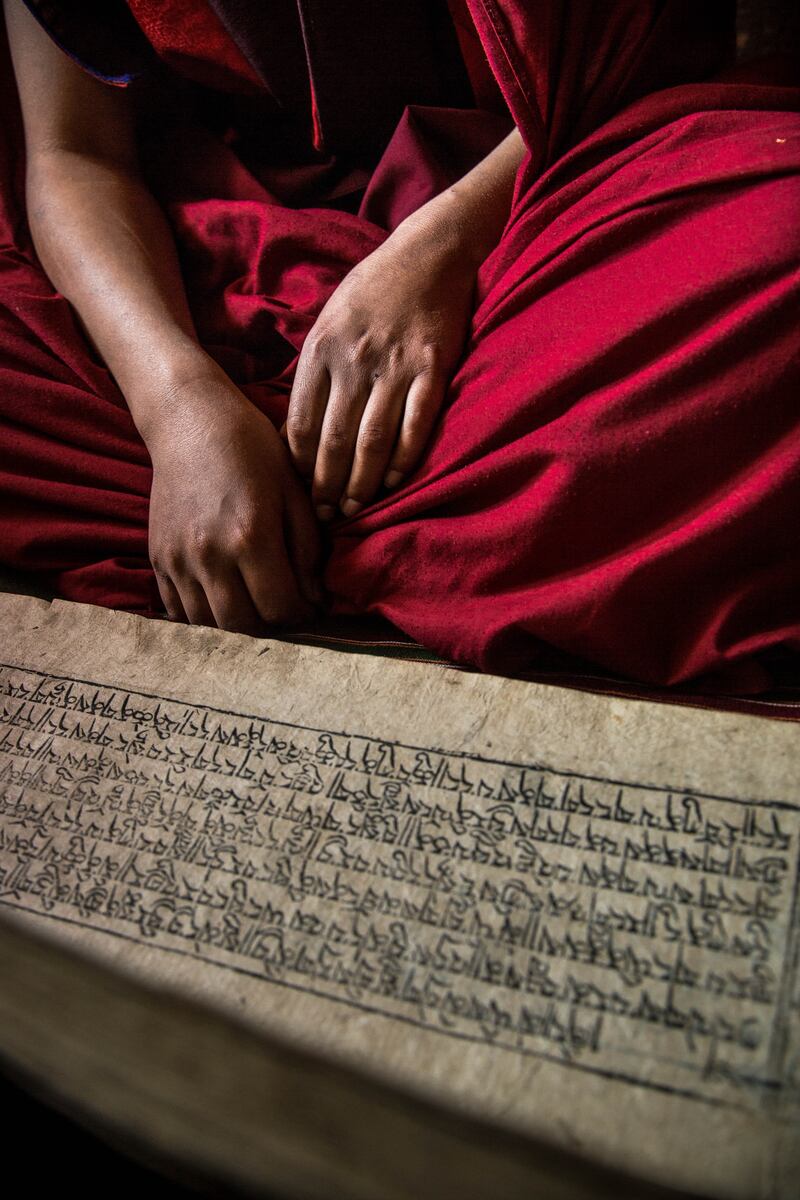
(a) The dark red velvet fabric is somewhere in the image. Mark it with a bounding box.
[1,1,799,691]
[126,0,262,91]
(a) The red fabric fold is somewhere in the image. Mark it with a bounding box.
[126,0,262,90]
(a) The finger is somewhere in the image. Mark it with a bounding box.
[339,375,407,515]
[154,569,187,622]
[239,532,314,627]
[286,337,331,480]
[200,567,266,636]
[282,470,324,607]
[383,368,447,490]
[311,374,370,519]
[171,574,217,628]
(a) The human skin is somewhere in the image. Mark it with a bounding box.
[4,0,525,632]
[284,126,526,520]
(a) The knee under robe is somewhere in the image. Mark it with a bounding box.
[1,1,798,692]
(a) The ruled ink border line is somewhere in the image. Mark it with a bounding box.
[766,838,800,1096]
[1,899,793,1119]
[1,661,798,812]
[1,660,799,1110]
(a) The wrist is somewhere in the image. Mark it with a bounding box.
[398,189,491,272]
[123,340,223,446]
[398,128,525,271]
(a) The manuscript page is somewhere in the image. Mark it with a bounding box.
[0,594,798,1198]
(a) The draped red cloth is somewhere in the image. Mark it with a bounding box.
[125,0,263,91]
[1,1,799,692]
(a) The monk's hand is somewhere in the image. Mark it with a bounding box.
[145,363,321,632]
[285,206,478,518]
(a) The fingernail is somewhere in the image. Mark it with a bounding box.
[340,498,362,517]
[384,470,403,489]
[316,504,336,522]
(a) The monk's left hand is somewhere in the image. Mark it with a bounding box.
[285,208,477,519]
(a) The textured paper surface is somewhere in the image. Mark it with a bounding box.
[1,594,798,1198]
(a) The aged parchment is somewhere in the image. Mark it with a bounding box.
[1,594,798,1198]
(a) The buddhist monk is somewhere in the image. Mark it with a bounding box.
[1,1,798,690]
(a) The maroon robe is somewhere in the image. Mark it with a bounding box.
[1,1,799,695]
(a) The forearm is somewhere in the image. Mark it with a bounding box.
[399,126,526,266]
[26,148,213,444]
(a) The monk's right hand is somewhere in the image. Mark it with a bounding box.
[143,365,321,633]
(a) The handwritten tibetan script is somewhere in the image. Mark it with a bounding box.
[1,663,798,1113]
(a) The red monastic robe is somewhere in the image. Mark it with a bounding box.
[1,1,798,693]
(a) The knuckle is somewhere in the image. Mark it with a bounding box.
[344,333,373,368]
[228,515,259,556]
[358,420,393,455]
[148,534,169,567]
[321,421,351,452]
[402,408,429,438]
[154,548,182,577]
[286,401,315,435]
[417,342,442,371]
[287,418,317,451]
[385,342,404,370]
[191,526,216,563]
[303,329,331,360]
